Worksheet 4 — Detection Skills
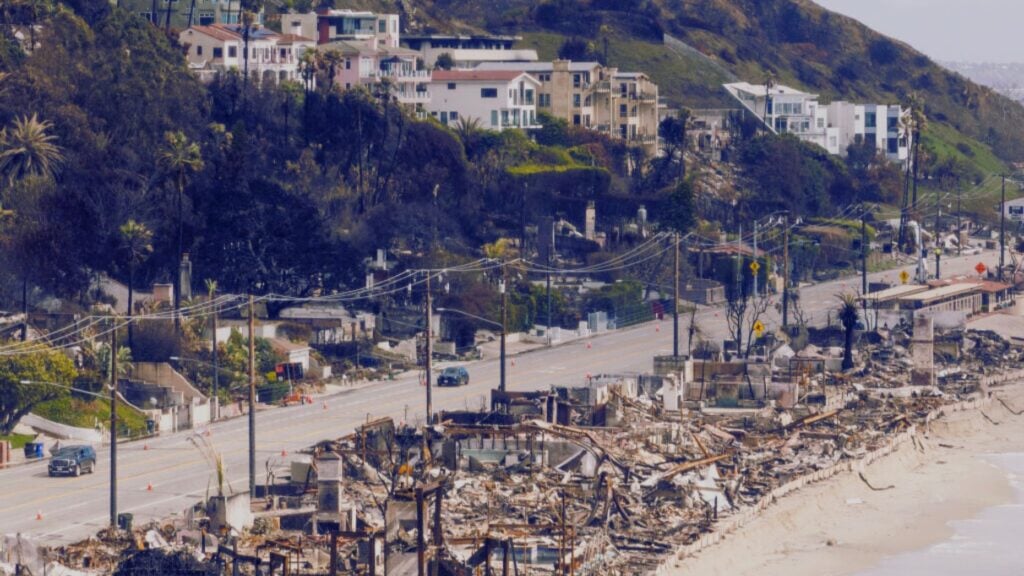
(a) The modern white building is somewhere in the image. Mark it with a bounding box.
[181,24,315,84]
[724,82,838,154]
[401,34,538,68]
[426,70,541,131]
[724,81,911,165]
[827,102,911,164]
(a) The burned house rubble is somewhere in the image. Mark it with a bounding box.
[21,326,1024,576]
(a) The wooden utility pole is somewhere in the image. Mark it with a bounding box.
[782,215,790,329]
[109,325,118,530]
[957,177,962,257]
[1000,175,1007,281]
[673,232,680,358]
[861,212,868,296]
[248,294,256,496]
[210,284,219,420]
[425,274,433,424]
[935,187,942,279]
[500,262,507,393]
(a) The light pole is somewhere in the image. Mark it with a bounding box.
[499,263,508,393]
[436,307,505,393]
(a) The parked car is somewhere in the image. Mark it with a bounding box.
[437,366,470,387]
[48,445,97,477]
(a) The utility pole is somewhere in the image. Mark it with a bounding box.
[861,212,868,296]
[935,187,941,279]
[210,285,218,420]
[782,215,790,329]
[499,262,507,393]
[956,177,962,257]
[673,232,680,358]
[1000,175,1007,281]
[109,325,118,530]
[546,221,553,342]
[425,274,433,423]
[752,221,759,297]
[248,295,256,497]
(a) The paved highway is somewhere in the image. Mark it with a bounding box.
[0,251,996,544]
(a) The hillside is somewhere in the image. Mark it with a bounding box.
[328,0,1024,174]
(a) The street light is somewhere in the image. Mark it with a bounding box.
[436,307,506,393]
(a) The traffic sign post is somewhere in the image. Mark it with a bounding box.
[899,270,910,285]
[976,262,987,276]
[753,320,765,339]
[750,261,760,276]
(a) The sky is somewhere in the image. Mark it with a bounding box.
[814,0,1022,63]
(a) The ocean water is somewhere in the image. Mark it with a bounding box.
[857,453,1024,576]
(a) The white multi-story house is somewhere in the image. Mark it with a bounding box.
[476,61,660,155]
[181,24,314,85]
[724,82,838,154]
[293,9,399,48]
[401,34,538,68]
[827,102,912,165]
[724,81,911,165]
[425,70,541,131]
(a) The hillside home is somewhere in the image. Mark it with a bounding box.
[181,23,314,85]
[724,81,838,154]
[293,8,399,48]
[401,34,538,68]
[477,61,660,155]
[322,40,431,106]
[827,102,912,165]
[125,0,264,29]
[426,70,541,131]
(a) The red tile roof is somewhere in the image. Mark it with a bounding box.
[432,70,527,82]
[188,25,241,42]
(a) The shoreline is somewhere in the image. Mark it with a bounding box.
[660,383,1024,576]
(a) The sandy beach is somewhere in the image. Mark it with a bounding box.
[666,383,1024,576]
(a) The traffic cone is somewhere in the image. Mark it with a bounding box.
[143,443,149,451]
[322,401,328,410]
[511,359,516,368]
[281,449,288,458]
[147,482,153,492]
[656,324,661,333]
[36,510,43,521]
[586,342,592,350]
[204,429,211,437]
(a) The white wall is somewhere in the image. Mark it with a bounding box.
[426,75,539,131]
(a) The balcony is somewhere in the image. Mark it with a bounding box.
[379,68,432,81]
[395,90,431,103]
[594,81,611,92]
[639,91,657,102]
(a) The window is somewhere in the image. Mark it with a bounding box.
[491,110,499,127]
[865,112,877,128]
[196,45,204,56]
[481,88,498,98]
[817,118,824,129]
[620,124,628,138]
[573,114,581,125]
[888,138,898,154]
[447,83,456,90]
[539,94,550,107]
[279,48,287,59]
[573,74,581,88]
[887,116,898,130]
[379,20,386,33]
[450,111,459,121]
[573,94,581,108]
[620,83,628,95]
[346,59,351,70]
[213,47,223,58]
[441,111,449,123]
[228,46,237,58]
[619,104,627,118]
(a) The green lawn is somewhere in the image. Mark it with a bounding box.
[34,396,150,439]
[0,433,34,450]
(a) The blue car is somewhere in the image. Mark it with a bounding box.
[437,366,470,387]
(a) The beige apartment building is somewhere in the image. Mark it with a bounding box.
[476,60,660,156]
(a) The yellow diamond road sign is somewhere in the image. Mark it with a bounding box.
[750,261,760,274]
[753,320,765,337]
[899,270,910,284]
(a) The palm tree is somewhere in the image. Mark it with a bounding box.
[120,219,153,351]
[0,114,63,341]
[837,294,860,371]
[158,131,203,327]
[0,114,63,208]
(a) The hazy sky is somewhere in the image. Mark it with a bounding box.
[815,0,1022,63]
